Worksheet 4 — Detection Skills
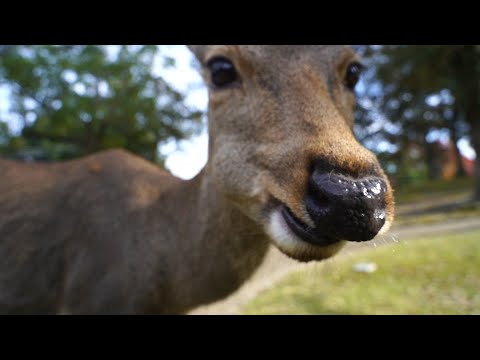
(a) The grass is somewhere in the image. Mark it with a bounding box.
[391,177,480,226]
[394,177,474,204]
[242,229,480,314]
[394,201,480,226]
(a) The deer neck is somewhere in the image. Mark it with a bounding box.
[154,165,270,313]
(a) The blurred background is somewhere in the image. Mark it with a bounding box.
[1,45,479,314]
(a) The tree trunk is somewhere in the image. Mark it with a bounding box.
[457,46,480,201]
[472,123,480,201]
[463,109,480,200]
[452,138,467,178]
[447,108,467,178]
[424,139,442,180]
[474,46,480,200]
[467,78,480,201]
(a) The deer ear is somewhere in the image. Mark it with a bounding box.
[187,45,208,61]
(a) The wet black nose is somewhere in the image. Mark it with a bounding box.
[306,170,387,242]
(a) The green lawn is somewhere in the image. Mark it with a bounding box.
[242,229,480,315]
[394,177,474,204]
[391,177,480,226]
[394,201,480,226]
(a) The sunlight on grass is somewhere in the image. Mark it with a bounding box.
[242,229,480,315]
[394,177,474,204]
[394,203,480,226]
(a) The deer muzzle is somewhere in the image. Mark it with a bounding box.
[282,169,388,246]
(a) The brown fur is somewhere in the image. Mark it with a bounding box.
[0,45,394,314]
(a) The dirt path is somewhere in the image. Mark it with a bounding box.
[189,215,480,315]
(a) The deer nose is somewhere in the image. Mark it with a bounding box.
[306,171,387,242]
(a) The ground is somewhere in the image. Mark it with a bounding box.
[189,178,480,315]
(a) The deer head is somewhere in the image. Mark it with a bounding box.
[188,45,394,262]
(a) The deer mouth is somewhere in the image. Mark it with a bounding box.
[280,205,340,246]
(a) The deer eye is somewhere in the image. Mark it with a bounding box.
[207,56,238,88]
[344,62,364,91]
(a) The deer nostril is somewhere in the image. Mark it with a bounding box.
[307,178,330,207]
[306,172,388,242]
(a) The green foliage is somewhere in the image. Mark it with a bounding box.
[358,45,480,198]
[0,45,203,164]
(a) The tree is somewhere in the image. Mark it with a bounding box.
[359,45,479,199]
[0,45,202,166]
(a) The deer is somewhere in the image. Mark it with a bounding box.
[0,45,394,314]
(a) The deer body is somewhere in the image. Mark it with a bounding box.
[0,46,394,314]
[0,150,269,314]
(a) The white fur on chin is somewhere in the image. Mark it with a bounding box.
[266,209,344,261]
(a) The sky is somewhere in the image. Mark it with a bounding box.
[0,45,476,180]
[153,45,209,180]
